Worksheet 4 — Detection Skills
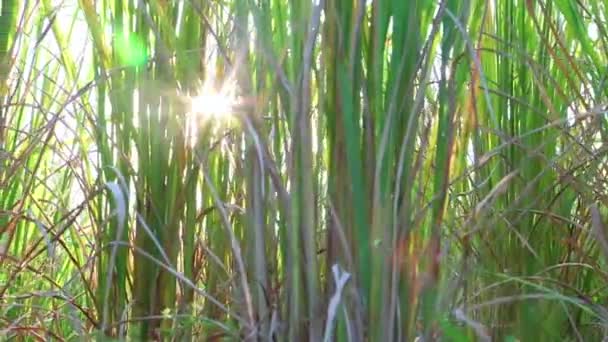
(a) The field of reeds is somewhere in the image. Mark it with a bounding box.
[1,0,607,340]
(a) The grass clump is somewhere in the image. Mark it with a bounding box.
[1,0,607,340]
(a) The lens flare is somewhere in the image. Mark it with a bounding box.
[189,82,237,120]
[190,91,233,119]
[185,79,238,147]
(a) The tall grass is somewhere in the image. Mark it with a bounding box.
[1,0,607,340]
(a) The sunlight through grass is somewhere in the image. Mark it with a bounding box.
[189,85,235,120]
[1,0,607,340]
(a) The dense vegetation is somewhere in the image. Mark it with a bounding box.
[1,0,607,340]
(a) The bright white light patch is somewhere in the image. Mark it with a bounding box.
[189,86,235,120]
[589,23,599,41]
[191,92,232,118]
[186,80,238,147]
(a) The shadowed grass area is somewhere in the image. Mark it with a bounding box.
[1,0,607,340]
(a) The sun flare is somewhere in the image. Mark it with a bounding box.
[185,79,239,147]
[189,82,237,120]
